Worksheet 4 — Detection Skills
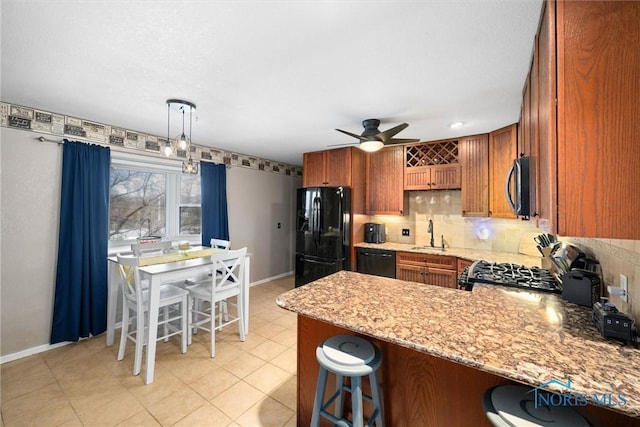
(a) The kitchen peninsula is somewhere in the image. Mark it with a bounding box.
[276,271,640,426]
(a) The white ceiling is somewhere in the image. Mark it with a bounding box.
[1,0,542,167]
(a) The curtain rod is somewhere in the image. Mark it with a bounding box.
[36,136,64,145]
[34,136,230,168]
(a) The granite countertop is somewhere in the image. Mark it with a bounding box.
[276,271,640,417]
[355,242,542,267]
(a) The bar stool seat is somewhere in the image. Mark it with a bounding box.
[483,384,591,426]
[311,335,384,427]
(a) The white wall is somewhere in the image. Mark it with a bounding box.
[0,127,301,358]
[227,166,300,283]
[1,128,62,356]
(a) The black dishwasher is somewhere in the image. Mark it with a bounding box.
[356,247,396,278]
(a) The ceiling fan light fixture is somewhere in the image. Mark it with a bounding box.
[359,139,384,152]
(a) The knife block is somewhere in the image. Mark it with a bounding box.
[540,247,559,274]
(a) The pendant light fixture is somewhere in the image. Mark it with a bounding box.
[166,99,198,174]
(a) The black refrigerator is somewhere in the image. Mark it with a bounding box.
[295,186,351,287]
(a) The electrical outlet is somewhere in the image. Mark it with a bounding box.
[402,228,410,236]
[620,274,628,303]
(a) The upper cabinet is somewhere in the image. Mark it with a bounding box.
[366,145,408,215]
[302,147,365,214]
[404,140,461,191]
[488,124,518,219]
[303,147,353,187]
[459,134,489,217]
[528,0,640,239]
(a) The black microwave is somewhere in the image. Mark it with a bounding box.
[505,156,532,218]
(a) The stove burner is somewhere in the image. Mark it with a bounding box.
[458,260,561,293]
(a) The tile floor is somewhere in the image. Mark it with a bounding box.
[1,276,298,427]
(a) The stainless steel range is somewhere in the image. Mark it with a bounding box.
[458,260,561,293]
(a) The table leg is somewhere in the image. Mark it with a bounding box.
[144,276,161,384]
[106,260,118,346]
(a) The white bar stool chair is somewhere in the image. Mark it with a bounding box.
[311,334,384,427]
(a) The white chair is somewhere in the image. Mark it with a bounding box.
[187,247,247,357]
[209,238,231,316]
[116,253,190,376]
[210,238,231,250]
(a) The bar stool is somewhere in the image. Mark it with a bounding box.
[311,335,384,427]
[483,384,591,426]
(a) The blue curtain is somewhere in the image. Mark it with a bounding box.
[201,162,229,246]
[51,140,111,344]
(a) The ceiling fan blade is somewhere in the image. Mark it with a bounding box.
[327,142,359,147]
[335,128,366,141]
[378,123,409,140]
[387,137,421,144]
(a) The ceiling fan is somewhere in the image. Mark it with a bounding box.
[331,118,420,152]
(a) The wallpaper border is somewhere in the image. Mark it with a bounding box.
[0,102,302,177]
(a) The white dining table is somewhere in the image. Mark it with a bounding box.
[105,250,251,384]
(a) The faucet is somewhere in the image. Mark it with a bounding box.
[428,219,434,247]
[441,235,445,251]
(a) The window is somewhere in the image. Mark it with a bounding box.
[109,153,200,242]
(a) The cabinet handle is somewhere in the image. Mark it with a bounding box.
[431,182,436,185]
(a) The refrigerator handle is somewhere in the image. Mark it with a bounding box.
[312,196,322,246]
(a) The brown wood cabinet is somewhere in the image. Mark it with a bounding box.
[457,258,474,275]
[459,134,489,217]
[302,147,365,214]
[404,140,461,190]
[526,0,640,239]
[404,164,461,190]
[396,252,458,288]
[302,147,354,187]
[488,124,518,219]
[365,145,408,215]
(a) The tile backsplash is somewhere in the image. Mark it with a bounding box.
[372,190,541,252]
[368,189,640,322]
[564,237,639,322]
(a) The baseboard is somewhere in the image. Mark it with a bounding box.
[1,341,74,364]
[250,271,294,287]
[1,272,294,364]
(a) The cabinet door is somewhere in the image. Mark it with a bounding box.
[536,0,557,233]
[366,145,408,215]
[556,1,640,238]
[302,151,327,187]
[325,148,352,187]
[430,164,461,190]
[404,166,431,190]
[488,124,518,218]
[423,268,458,288]
[396,263,427,283]
[457,258,474,275]
[396,263,457,288]
[459,134,489,217]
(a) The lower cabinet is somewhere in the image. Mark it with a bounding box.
[396,252,458,288]
[457,258,474,275]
